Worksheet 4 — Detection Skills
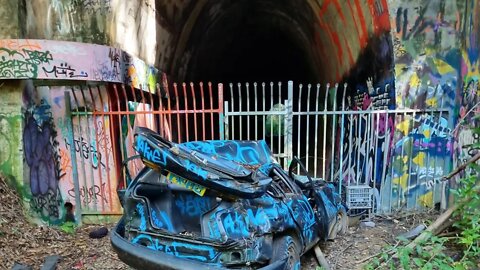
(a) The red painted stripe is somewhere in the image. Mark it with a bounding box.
[347,0,363,46]
[333,0,346,24]
[354,0,368,46]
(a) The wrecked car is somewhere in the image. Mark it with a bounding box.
[111,127,347,270]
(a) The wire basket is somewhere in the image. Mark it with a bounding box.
[346,185,373,209]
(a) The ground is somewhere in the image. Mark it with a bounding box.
[0,176,435,270]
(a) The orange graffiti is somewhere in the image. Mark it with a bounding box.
[0,39,42,51]
[59,148,72,179]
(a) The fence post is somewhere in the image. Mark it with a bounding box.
[218,83,225,140]
[64,91,82,225]
[338,84,347,195]
[285,81,294,165]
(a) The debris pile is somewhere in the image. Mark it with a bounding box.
[0,176,128,269]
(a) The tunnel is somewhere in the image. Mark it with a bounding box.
[166,0,395,88]
[160,0,395,176]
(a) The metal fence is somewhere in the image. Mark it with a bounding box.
[64,80,455,216]
[65,82,224,216]
[224,81,454,213]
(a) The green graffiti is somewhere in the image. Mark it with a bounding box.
[0,114,22,182]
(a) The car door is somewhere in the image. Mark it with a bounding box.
[270,166,318,248]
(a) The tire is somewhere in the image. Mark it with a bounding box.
[271,235,301,270]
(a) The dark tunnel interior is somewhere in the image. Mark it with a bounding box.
[181,0,321,85]
[163,0,395,176]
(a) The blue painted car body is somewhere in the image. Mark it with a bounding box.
[111,127,346,269]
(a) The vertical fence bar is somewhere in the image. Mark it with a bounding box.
[229,83,234,140]
[330,84,338,182]
[209,82,215,140]
[182,83,189,142]
[389,112,397,213]
[71,89,89,210]
[286,81,294,165]
[270,82,274,143]
[224,101,229,140]
[65,91,82,224]
[87,86,104,212]
[173,83,181,142]
[277,82,282,165]
[139,86,147,128]
[200,83,206,140]
[238,83,243,140]
[218,83,224,140]
[246,83,250,140]
[338,84,347,195]
[322,84,329,180]
[380,85,391,212]
[262,83,266,139]
[126,86,139,175]
[166,83,173,141]
[189,83,198,141]
[306,84,312,172]
[355,105,362,186]
[112,85,126,187]
[96,86,112,212]
[297,84,303,175]
[254,83,258,141]
[408,111,416,211]
[313,84,320,179]
[79,87,98,211]
[347,111,353,186]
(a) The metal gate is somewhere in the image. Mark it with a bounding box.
[65,82,224,220]
[65,80,455,217]
[223,81,454,213]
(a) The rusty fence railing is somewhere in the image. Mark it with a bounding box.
[66,82,224,217]
[65,80,456,216]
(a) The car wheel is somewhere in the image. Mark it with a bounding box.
[271,235,300,270]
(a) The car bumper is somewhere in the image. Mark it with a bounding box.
[110,220,286,270]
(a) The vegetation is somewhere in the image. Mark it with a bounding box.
[365,127,480,270]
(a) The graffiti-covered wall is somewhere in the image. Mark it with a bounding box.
[377,0,480,211]
[0,81,23,186]
[0,38,161,224]
[20,82,122,225]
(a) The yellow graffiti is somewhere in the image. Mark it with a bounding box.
[423,128,431,139]
[409,73,420,88]
[433,58,455,75]
[396,119,411,135]
[425,98,437,107]
[418,191,434,208]
[128,66,139,88]
[412,152,426,167]
[393,174,409,189]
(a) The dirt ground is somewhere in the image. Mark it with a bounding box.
[1,176,436,270]
[302,212,436,270]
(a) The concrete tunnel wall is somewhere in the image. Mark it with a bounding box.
[0,0,480,224]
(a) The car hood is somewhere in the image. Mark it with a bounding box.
[134,127,276,198]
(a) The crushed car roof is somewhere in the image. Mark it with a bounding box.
[135,127,277,198]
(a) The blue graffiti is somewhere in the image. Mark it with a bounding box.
[175,194,212,217]
[287,198,316,242]
[182,140,274,167]
[136,203,147,231]
[136,137,167,166]
[246,208,270,231]
[132,234,217,262]
[207,210,223,239]
[184,160,208,179]
[151,209,174,231]
[221,211,250,238]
